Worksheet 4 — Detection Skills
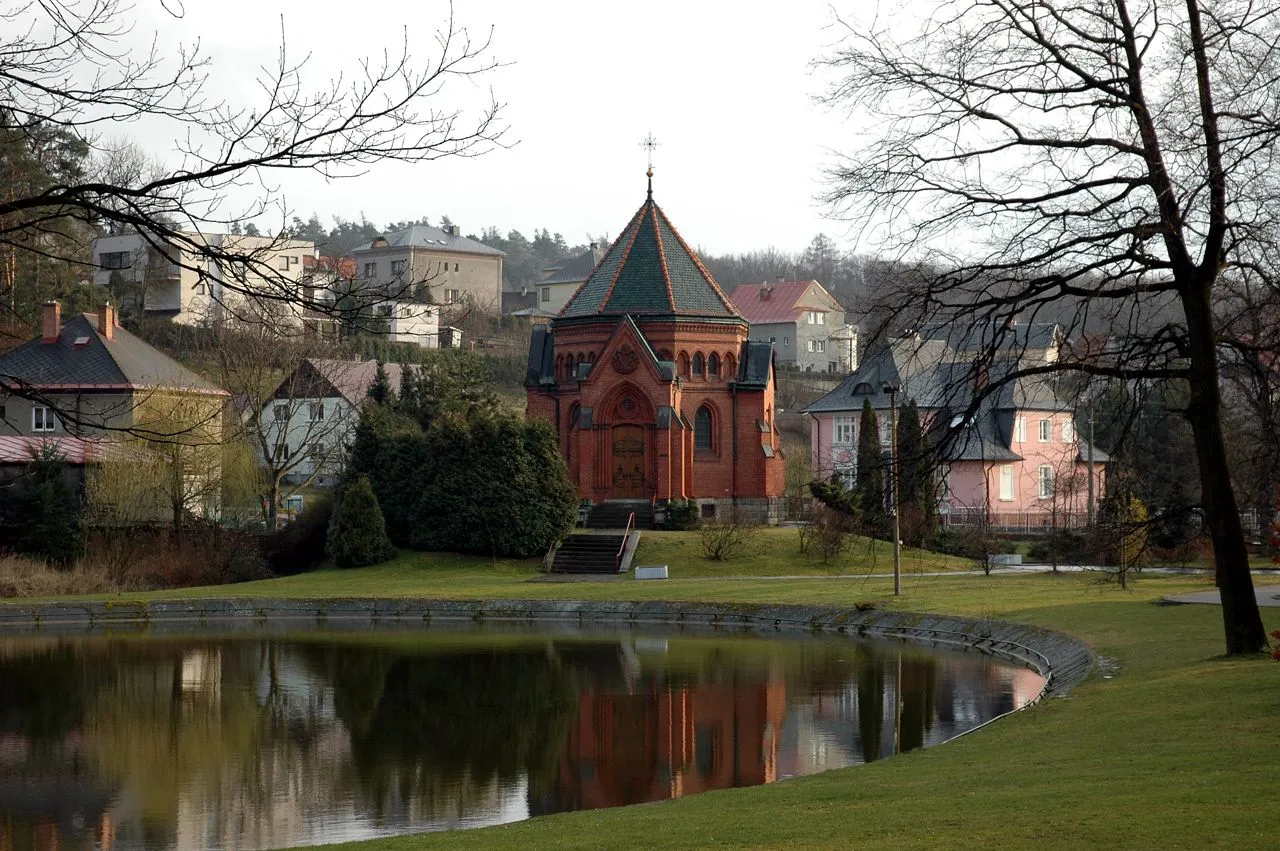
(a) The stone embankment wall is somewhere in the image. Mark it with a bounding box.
[0,598,1094,697]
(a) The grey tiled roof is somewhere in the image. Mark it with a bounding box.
[541,246,605,286]
[0,314,225,394]
[560,196,739,319]
[802,329,1099,463]
[919,321,1061,355]
[354,225,504,256]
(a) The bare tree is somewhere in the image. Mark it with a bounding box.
[820,0,1275,654]
[1,0,504,376]
[201,327,361,527]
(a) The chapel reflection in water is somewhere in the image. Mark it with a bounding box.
[0,629,1043,851]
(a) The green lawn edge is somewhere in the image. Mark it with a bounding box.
[6,536,1279,849]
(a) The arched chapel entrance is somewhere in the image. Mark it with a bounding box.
[611,425,646,499]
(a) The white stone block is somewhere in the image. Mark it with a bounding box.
[634,565,669,580]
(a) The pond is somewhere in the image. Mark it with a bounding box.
[0,623,1044,850]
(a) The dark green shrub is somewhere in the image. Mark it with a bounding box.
[662,500,700,530]
[327,476,396,568]
[10,446,83,566]
[260,495,334,575]
[407,415,577,558]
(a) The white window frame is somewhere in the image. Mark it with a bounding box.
[998,464,1014,501]
[273,404,289,423]
[1038,464,1054,499]
[390,259,407,276]
[1015,415,1026,443]
[363,261,377,279]
[879,419,892,447]
[783,336,791,347]
[834,415,855,445]
[807,311,826,325]
[1062,420,1075,442]
[1038,418,1053,442]
[309,402,325,421]
[814,339,826,353]
[31,406,56,433]
[541,287,551,303]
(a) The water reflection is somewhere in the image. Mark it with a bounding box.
[0,627,1043,850]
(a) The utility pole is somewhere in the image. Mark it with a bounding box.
[1087,396,1096,526]
[883,380,902,595]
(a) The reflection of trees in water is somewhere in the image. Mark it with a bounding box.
[0,633,1042,849]
[305,644,580,816]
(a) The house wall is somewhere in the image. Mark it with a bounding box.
[0,391,138,437]
[262,395,360,486]
[539,280,583,315]
[746,322,797,366]
[809,407,1104,520]
[91,232,314,326]
[352,247,503,314]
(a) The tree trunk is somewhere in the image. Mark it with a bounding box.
[1182,285,1268,654]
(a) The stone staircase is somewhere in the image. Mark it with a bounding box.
[549,533,628,574]
[586,500,654,530]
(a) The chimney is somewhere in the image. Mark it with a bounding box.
[760,280,771,300]
[41,301,61,344]
[446,224,461,237]
[98,303,116,341]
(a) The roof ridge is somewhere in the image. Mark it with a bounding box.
[653,203,739,317]
[650,202,676,312]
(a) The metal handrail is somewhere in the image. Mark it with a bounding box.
[616,511,636,572]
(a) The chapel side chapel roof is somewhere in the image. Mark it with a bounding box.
[0,313,225,395]
[559,191,740,319]
[727,280,844,326]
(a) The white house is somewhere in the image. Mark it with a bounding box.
[91,229,316,327]
[263,358,405,487]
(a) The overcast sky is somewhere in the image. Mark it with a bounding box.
[132,0,864,255]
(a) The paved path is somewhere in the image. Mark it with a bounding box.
[1163,588,1280,607]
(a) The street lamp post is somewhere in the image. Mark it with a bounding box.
[883,381,902,596]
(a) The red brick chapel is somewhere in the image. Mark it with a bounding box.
[525,174,785,521]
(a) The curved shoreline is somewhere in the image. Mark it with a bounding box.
[0,597,1095,697]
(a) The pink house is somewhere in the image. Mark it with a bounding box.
[802,330,1108,530]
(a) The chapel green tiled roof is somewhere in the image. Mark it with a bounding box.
[560,192,740,319]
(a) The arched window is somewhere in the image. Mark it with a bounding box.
[694,405,714,452]
[555,355,564,382]
[660,349,673,361]
[587,351,596,363]
[724,352,736,379]
[708,353,720,378]
[677,352,690,377]
[692,352,705,377]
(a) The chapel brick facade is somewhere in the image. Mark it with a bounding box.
[525,181,785,521]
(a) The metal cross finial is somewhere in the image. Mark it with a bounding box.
[641,131,659,198]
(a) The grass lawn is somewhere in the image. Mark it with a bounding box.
[24,535,1280,849]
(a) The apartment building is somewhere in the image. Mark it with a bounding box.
[350,224,504,316]
[91,230,316,326]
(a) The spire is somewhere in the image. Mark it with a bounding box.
[640,131,659,200]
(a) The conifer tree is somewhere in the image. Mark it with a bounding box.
[856,398,887,536]
[11,445,83,565]
[896,400,936,546]
[327,475,396,569]
[367,361,391,405]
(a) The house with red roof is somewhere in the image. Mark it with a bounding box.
[727,280,857,373]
